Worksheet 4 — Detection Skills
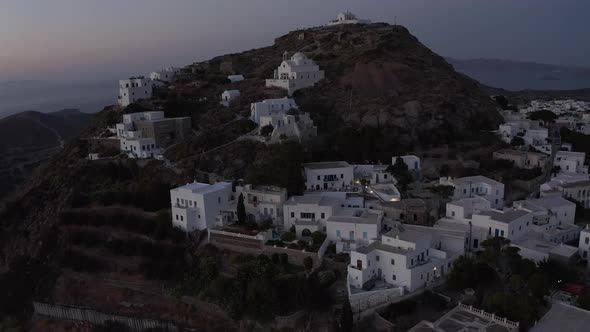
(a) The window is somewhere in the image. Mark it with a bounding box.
[317,175,320,180]
[392,274,396,281]
[363,232,368,239]
[500,230,505,236]
[218,197,221,204]
[391,259,395,265]
[448,262,451,268]
[180,216,184,221]
[340,174,344,179]
[473,239,479,248]
[175,215,179,220]
[291,212,295,218]
[321,213,325,219]
[376,255,380,262]
[585,237,589,245]
[411,258,414,265]
[421,274,423,280]
[463,189,467,194]
[451,211,455,217]
[584,251,588,258]
[349,231,355,240]
[336,230,341,238]
[301,212,315,219]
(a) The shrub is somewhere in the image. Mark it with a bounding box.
[280,232,296,242]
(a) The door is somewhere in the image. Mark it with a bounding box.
[377,268,382,279]
[356,260,363,269]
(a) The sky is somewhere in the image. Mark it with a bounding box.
[1,0,589,82]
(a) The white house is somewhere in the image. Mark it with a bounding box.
[235,184,288,226]
[392,155,421,172]
[250,97,298,124]
[227,75,244,83]
[554,151,588,174]
[258,112,317,144]
[347,224,466,293]
[541,175,590,208]
[170,181,234,231]
[115,111,190,159]
[220,89,240,107]
[327,11,372,26]
[440,195,580,260]
[303,161,354,191]
[118,77,153,107]
[265,52,325,96]
[149,67,179,82]
[579,225,590,260]
[439,176,505,209]
[353,165,392,185]
[283,192,364,235]
[326,208,383,253]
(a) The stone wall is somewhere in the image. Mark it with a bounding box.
[33,302,178,332]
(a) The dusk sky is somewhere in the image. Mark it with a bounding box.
[1,0,589,82]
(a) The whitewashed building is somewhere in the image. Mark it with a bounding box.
[439,176,505,209]
[150,67,179,82]
[227,75,244,83]
[438,196,580,261]
[541,175,590,208]
[327,11,372,26]
[392,155,421,172]
[326,208,384,253]
[235,184,288,226]
[220,89,240,107]
[554,151,588,174]
[304,161,354,191]
[250,97,298,124]
[170,181,234,231]
[258,111,317,144]
[115,111,190,159]
[265,52,325,95]
[118,77,153,107]
[348,224,466,293]
[353,165,392,185]
[579,225,590,260]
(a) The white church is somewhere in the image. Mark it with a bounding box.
[265,52,325,96]
[327,11,372,26]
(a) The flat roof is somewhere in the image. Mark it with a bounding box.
[326,209,381,225]
[561,179,590,188]
[514,196,575,211]
[477,209,529,223]
[284,195,341,206]
[409,304,517,332]
[531,302,590,332]
[303,161,351,170]
[383,227,430,243]
[448,175,504,187]
[172,181,231,194]
[449,196,490,209]
[355,241,410,256]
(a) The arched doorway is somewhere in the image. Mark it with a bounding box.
[301,229,312,237]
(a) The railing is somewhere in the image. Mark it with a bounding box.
[457,303,519,328]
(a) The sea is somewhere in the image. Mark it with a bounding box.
[0,80,117,119]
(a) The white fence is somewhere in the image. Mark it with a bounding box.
[33,302,178,332]
[457,303,519,329]
[347,278,405,312]
[316,238,331,260]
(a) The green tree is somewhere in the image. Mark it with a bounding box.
[340,300,354,332]
[260,124,274,137]
[303,257,313,271]
[237,193,246,225]
[311,231,326,245]
[281,232,296,242]
[429,185,455,199]
[529,110,558,125]
[387,157,413,191]
[510,136,525,147]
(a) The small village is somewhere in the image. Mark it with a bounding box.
[3,9,590,332]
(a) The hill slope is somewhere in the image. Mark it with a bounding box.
[183,23,501,161]
[0,109,93,153]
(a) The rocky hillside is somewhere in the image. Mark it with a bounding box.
[0,23,505,329]
[182,23,501,162]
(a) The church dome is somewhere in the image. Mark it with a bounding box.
[291,52,307,61]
